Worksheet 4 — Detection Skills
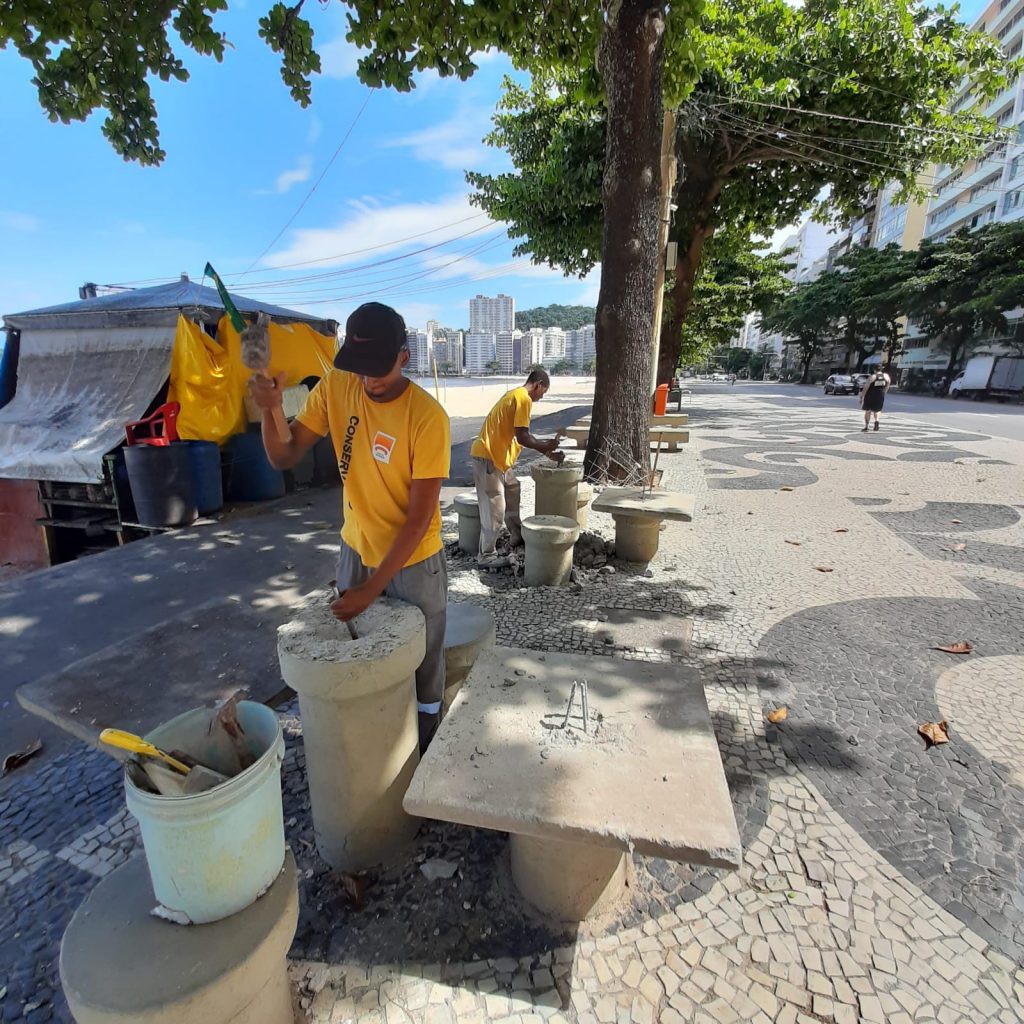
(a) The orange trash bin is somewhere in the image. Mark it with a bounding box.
[653,383,669,416]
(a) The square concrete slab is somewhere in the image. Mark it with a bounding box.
[17,597,286,753]
[592,488,695,522]
[404,646,741,868]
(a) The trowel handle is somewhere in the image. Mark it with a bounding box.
[99,729,191,775]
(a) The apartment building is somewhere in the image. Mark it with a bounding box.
[465,331,497,374]
[468,294,515,334]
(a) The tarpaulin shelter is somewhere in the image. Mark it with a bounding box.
[0,275,337,568]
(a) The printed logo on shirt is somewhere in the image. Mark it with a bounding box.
[372,431,397,465]
[338,415,359,481]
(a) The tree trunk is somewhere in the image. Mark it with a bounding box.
[656,160,723,385]
[800,351,812,384]
[585,0,667,481]
[941,334,964,395]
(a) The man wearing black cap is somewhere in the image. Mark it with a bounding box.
[249,302,451,751]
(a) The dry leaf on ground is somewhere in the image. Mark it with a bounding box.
[339,873,368,910]
[766,707,789,724]
[834,528,849,533]
[785,540,802,546]
[1,739,42,777]
[933,641,973,654]
[780,486,795,492]
[951,519,963,524]
[814,566,834,573]
[919,720,950,748]
[943,543,967,552]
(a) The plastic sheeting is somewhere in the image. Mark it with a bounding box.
[0,325,174,483]
[168,315,336,443]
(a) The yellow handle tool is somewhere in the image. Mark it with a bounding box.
[99,729,191,775]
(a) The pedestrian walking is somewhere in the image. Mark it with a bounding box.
[470,368,564,565]
[860,367,890,431]
[248,301,451,751]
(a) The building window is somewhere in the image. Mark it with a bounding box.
[1010,155,1023,180]
[1004,188,1024,213]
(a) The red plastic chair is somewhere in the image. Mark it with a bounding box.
[125,402,181,447]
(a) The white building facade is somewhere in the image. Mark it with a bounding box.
[465,331,497,374]
[469,294,515,334]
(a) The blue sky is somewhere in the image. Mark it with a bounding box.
[0,4,598,332]
[0,0,991,332]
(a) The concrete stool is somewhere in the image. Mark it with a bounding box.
[531,463,584,520]
[60,850,298,1024]
[442,602,496,714]
[453,492,481,555]
[278,594,425,871]
[522,515,580,587]
[576,482,593,530]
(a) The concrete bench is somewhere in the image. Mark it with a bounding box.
[592,487,695,563]
[443,602,496,714]
[562,425,689,451]
[405,647,740,922]
[577,413,689,427]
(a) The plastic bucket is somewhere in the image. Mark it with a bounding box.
[124,701,286,924]
[182,440,224,515]
[124,442,197,527]
[225,430,285,502]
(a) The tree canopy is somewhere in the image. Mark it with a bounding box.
[516,305,596,331]
[468,0,1014,381]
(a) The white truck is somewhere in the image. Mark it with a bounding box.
[949,355,1024,401]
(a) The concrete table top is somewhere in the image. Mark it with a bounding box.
[444,602,496,656]
[591,487,695,522]
[17,597,289,754]
[404,646,741,868]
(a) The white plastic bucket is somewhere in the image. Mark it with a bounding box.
[124,701,286,924]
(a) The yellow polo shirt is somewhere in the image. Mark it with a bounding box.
[296,371,450,568]
[470,386,533,473]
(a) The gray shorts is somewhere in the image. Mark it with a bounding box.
[335,539,448,714]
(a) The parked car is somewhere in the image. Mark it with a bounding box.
[851,373,871,390]
[824,374,856,395]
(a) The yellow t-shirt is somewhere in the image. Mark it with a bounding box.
[296,371,450,568]
[470,386,533,473]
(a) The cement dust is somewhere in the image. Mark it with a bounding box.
[277,588,414,663]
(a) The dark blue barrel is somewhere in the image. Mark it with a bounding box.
[225,429,285,502]
[182,440,224,515]
[123,442,198,527]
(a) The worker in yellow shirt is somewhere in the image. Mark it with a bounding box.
[470,368,564,564]
[249,302,451,751]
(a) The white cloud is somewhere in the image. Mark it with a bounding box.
[0,210,39,232]
[275,156,312,194]
[398,301,445,329]
[319,37,362,79]
[306,115,322,145]
[265,193,493,269]
[384,106,495,171]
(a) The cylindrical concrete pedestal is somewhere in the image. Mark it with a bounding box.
[510,833,628,922]
[531,464,584,520]
[60,850,299,1024]
[442,602,496,714]
[454,492,481,555]
[278,595,425,871]
[522,515,580,587]
[613,513,661,563]
[576,482,593,530]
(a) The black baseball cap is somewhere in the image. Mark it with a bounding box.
[334,302,407,377]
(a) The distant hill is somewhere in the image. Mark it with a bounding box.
[515,304,596,330]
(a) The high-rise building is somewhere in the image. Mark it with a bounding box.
[465,331,497,374]
[542,327,566,362]
[495,330,517,374]
[469,294,515,334]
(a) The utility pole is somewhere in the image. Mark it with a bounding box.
[649,109,678,398]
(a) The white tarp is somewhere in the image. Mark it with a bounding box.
[0,326,173,483]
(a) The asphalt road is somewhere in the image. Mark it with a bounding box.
[691,380,1024,442]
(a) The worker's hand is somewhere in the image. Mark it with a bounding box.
[331,582,376,622]
[546,449,566,465]
[247,371,287,410]
[554,428,567,441]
